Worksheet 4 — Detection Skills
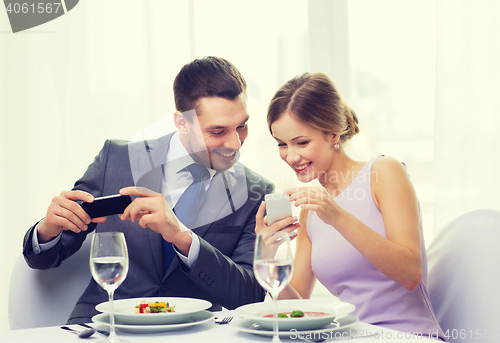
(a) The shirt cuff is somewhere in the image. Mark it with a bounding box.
[32,222,62,254]
[173,232,200,269]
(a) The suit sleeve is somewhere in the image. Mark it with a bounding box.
[22,140,112,269]
[180,181,275,310]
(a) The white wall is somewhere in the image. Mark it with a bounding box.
[0,1,193,330]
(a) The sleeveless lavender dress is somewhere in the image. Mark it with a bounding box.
[307,156,446,340]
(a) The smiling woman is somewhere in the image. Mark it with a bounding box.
[258,70,446,340]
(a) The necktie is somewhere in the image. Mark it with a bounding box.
[163,164,209,273]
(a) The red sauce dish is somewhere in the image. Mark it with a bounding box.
[263,311,330,318]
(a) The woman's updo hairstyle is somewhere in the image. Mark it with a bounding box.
[267,72,359,143]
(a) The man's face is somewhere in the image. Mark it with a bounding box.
[181,95,249,171]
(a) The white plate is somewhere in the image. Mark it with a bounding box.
[235,299,355,331]
[92,310,213,333]
[95,297,212,325]
[232,315,359,338]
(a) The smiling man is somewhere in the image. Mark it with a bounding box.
[22,57,275,324]
[176,96,249,171]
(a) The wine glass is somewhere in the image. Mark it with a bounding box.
[254,231,294,342]
[90,232,129,342]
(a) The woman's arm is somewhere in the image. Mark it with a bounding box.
[288,156,423,291]
[336,156,423,290]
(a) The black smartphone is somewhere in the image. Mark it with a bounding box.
[81,194,132,218]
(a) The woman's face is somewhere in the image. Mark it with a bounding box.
[270,111,336,183]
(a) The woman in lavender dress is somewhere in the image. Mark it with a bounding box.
[256,72,446,341]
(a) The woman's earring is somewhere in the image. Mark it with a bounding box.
[334,141,340,150]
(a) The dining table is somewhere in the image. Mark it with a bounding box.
[1,310,441,343]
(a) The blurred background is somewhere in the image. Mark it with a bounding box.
[2,0,500,330]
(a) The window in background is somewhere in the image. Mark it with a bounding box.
[191,0,332,298]
[348,0,436,245]
[190,0,437,299]
[192,0,309,194]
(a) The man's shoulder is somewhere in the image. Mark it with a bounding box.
[104,133,174,153]
[106,138,130,149]
[240,164,274,190]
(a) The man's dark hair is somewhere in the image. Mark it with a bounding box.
[173,56,247,114]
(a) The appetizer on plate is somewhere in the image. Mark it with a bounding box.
[134,301,175,313]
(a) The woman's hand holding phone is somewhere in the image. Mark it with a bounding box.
[255,193,300,239]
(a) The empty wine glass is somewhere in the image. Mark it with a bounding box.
[90,232,129,342]
[254,231,293,342]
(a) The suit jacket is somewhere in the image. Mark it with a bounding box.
[23,133,273,323]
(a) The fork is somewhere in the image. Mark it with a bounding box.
[214,316,233,324]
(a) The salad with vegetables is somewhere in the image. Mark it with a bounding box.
[134,301,175,313]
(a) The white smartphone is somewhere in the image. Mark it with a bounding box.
[265,193,293,226]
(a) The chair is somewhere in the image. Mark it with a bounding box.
[428,209,500,342]
[8,234,93,329]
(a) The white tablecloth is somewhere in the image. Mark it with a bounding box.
[0,311,440,342]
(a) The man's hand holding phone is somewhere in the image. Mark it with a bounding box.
[118,187,193,256]
[38,191,107,244]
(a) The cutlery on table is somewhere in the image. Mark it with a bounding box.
[60,326,96,338]
[214,316,233,324]
[78,323,110,337]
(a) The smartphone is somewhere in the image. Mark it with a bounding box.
[265,193,293,226]
[81,194,132,218]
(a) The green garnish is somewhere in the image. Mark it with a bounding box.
[290,310,304,317]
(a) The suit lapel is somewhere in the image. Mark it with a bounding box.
[162,167,235,279]
[136,165,165,280]
[129,134,250,281]
[131,134,173,280]
[191,162,249,232]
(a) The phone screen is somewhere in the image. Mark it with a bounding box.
[81,194,132,218]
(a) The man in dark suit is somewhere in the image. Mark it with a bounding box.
[22,57,292,324]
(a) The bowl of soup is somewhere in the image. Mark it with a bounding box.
[234,299,355,331]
